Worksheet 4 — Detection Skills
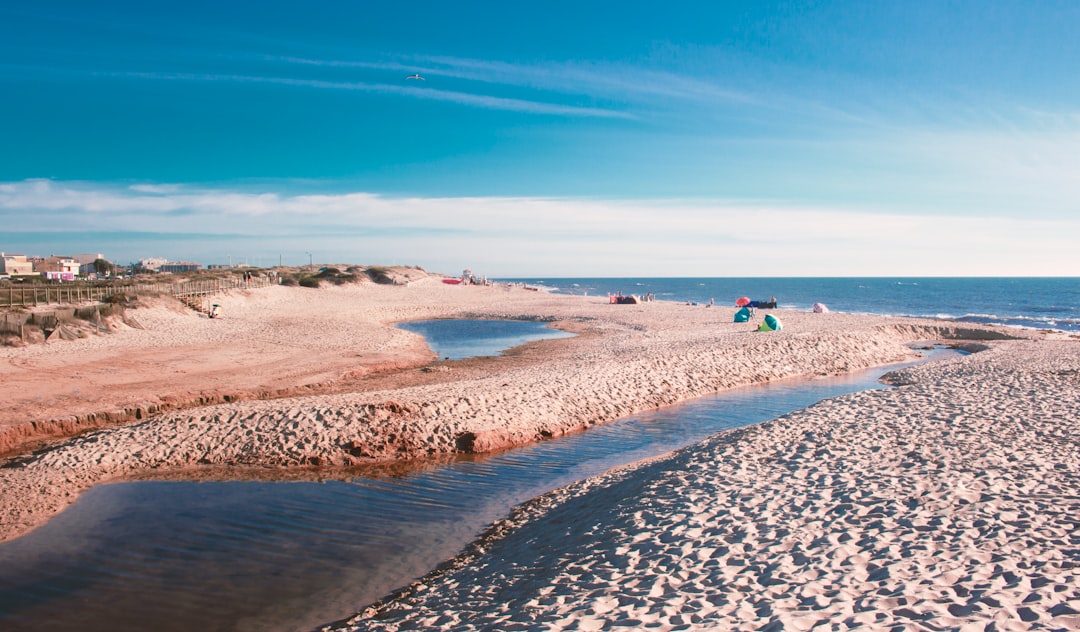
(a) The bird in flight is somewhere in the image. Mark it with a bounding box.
[405,73,425,80]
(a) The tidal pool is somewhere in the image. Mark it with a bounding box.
[396,318,576,360]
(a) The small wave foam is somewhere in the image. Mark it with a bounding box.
[524,284,559,293]
[841,310,1079,332]
[950,313,1079,332]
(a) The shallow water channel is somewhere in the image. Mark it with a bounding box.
[0,320,955,631]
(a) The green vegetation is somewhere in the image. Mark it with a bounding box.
[92,258,115,276]
[365,266,394,284]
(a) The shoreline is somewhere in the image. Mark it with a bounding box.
[0,278,1043,546]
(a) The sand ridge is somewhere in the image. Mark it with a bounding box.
[329,339,1080,631]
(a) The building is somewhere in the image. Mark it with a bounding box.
[71,253,108,275]
[35,256,79,274]
[159,262,201,273]
[71,253,106,266]
[35,256,80,281]
[139,257,168,271]
[0,253,36,276]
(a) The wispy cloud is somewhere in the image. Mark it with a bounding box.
[264,51,1080,139]
[272,53,757,106]
[102,70,632,119]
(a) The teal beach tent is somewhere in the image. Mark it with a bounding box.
[734,306,751,322]
[757,314,782,332]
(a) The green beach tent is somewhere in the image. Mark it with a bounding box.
[757,314,782,332]
[734,306,751,322]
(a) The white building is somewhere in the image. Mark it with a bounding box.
[139,257,168,271]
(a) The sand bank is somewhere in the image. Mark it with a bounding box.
[325,338,1080,631]
[0,276,1025,543]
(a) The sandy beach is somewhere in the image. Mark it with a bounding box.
[328,338,1080,631]
[1,272,1076,629]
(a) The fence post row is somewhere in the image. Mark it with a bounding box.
[2,274,274,309]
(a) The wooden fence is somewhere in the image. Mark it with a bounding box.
[0,312,24,338]
[0,277,274,310]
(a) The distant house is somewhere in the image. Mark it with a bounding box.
[35,256,80,281]
[160,261,201,273]
[0,253,36,276]
[36,256,79,274]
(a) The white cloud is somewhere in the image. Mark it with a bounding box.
[2,180,1077,276]
[128,184,183,194]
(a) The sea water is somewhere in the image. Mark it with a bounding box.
[502,277,1080,332]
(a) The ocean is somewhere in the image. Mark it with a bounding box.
[498,277,1080,333]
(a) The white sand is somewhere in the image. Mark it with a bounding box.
[326,338,1080,631]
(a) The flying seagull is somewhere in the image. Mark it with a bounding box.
[405,73,425,80]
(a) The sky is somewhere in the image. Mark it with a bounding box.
[1,1,1078,276]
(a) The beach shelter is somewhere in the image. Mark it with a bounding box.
[757,314,782,332]
[733,306,751,322]
[735,296,751,307]
[812,302,829,313]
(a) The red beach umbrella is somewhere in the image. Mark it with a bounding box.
[735,296,751,307]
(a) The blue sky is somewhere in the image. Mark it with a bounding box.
[1,1,1078,275]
